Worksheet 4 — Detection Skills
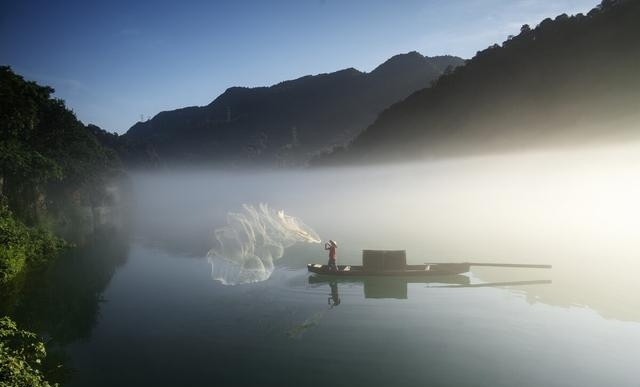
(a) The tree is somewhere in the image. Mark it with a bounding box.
[0,316,57,387]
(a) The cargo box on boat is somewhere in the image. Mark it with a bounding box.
[362,250,406,270]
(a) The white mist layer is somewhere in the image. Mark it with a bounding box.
[207,203,320,285]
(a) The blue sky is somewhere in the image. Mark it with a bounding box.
[1,0,597,134]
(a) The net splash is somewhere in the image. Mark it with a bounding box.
[207,203,320,285]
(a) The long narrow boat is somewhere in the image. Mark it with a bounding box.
[309,250,551,277]
[307,262,552,277]
[307,273,471,285]
[307,263,472,276]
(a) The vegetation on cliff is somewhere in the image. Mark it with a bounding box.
[0,316,57,387]
[0,66,122,284]
[0,202,66,284]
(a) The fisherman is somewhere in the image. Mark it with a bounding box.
[325,240,338,271]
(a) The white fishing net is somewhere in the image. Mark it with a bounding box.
[207,203,321,285]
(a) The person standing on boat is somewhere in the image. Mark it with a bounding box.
[325,240,338,271]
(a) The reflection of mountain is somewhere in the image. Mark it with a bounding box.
[121,52,464,166]
[317,1,640,165]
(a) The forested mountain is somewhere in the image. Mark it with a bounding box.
[0,67,123,223]
[0,67,125,283]
[317,0,640,165]
[123,52,464,166]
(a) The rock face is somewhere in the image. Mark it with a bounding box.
[123,52,464,166]
[317,0,640,165]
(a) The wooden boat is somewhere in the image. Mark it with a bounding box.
[307,263,472,276]
[308,262,552,276]
[307,273,471,285]
[308,249,551,277]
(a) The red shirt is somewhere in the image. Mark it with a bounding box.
[329,246,336,260]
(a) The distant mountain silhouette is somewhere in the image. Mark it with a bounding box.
[316,0,640,165]
[122,52,464,166]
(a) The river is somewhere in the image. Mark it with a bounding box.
[3,143,640,386]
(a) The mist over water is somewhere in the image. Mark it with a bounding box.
[128,142,640,322]
[207,203,320,285]
[17,141,640,387]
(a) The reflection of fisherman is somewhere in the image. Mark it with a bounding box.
[328,281,341,307]
[324,240,338,271]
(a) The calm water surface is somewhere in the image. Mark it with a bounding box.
[37,241,640,387]
[3,146,640,386]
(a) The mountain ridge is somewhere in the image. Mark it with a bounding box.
[315,0,640,165]
[122,52,465,166]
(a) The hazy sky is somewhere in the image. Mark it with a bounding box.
[1,0,597,134]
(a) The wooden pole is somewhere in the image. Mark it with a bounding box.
[466,262,552,269]
[425,262,552,269]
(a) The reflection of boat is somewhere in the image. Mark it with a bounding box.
[308,250,551,277]
[309,274,470,299]
[308,275,551,299]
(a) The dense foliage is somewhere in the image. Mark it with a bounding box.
[0,202,66,284]
[0,66,120,221]
[0,316,56,387]
[0,67,122,283]
[317,0,640,164]
[0,67,126,385]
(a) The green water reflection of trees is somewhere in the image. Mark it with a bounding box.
[0,228,130,386]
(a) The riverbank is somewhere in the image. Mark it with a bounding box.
[0,201,67,285]
[0,66,128,286]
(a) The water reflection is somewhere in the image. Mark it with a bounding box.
[472,265,640,323]
[287,279,342,338]
[0,227,131,384]
[309,274,469,299]
[286,273,553,343]
[328,281,341,307]
[309,274,551,300]
[3,143,640,386]
[130,144,640,326]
